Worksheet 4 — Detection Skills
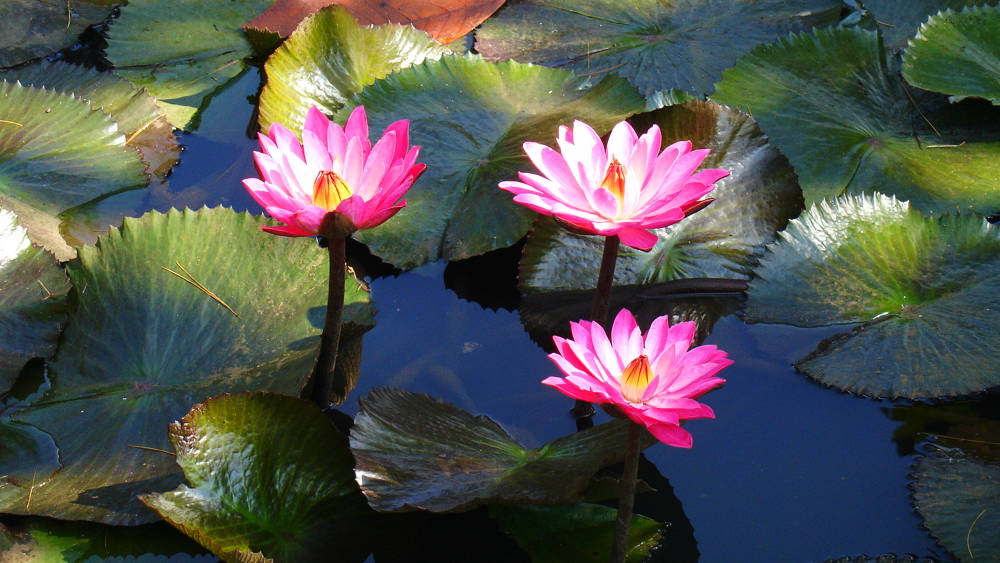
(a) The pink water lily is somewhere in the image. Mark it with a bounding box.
[543,309,730,447]
[500,120,729,251]
[243,105,425,238]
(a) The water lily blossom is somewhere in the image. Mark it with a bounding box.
[244,105,425,239]
[500,120,729,251]
[543,309,731,447]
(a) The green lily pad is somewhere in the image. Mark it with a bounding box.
[912,445,1000,563]
[822,557,941,563]
[339,54,646,269]
[257,4,449,136]
[520,101,802,293]
[902,5,1000,105]
[474,0,841,97]
[0,209,69,388]
[142,392,372,563]
[350,387,652,513]
[489,504,663,563]
[104,0,274,130]
[861,0,999,50]
[0,207,374,524]
[3,60,180,180]
[0,0,117,68]
[0,517,214,562]
[712,26,1000,215]
[746,193,1000,399]
[0,80,149,259]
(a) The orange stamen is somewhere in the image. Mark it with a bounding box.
[313,170,352,210]
[620,355,653,403]
[600,158,627,202]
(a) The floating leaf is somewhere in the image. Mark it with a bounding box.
[338,54,645,269]
[0,209,69,387]
[902,5,1000,105]
[822,557,943,563]
[0,81,149,259]
[475,0,841,96]
[520,101,802,293]
[142,392,372,563]
[0,0,117,68]
[246,0,504,43]
[350,387,652,513]
[0,518,214,562]
[746,193,1000,399]
[104,0,274,130]
[0,207,373,524]
[861,0,999,50]
[489,504,663,563]
[712,26,1000,215]
[2,60,181,180]
[912,445,1000,563]
[257,5,449,135]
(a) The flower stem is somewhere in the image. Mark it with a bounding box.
[573,234,621,421]
[610,420,643,563]
[309,236,347,407]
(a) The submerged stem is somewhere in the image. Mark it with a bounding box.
[610,420,643,563]
[309,236,347,407]
[573,235,621,421]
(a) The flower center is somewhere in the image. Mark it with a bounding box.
[312,170,352,211]
[600,158,627,202]
[620,354,653,403]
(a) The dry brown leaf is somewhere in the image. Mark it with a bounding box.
[244,0,504,43]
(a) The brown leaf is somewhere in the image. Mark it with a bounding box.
[244,0,505,43]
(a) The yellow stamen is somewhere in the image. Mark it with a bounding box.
[313,170,352,210]
[600,158,627,202]
[620,355,653,403]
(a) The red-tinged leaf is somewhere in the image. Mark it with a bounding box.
[245,0,504,43]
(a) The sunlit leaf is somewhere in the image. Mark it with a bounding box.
[912,445,1000,563]
[489,504,663,563]
[0,81,148,260]
[520,101,802,293]
[902,5,1000,105]
[861,0,999,50]
[257,5,449,135]
[142,392,372,563]
[746,193,1000,399]
[712,26,1000,215]
[350,387,652,512]
[0,209,69,387]
[2,60,180,180]
[0,0,117,68]
[0,207,374,524]
[338,54,645,269]
[246,0,504,43]
[475,0,841,96]
[105,0,275,130]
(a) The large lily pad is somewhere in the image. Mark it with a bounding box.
[475,0,841,97]
[902,5,1000,106]
[0,80,149,260]
[257,5,449,136]
[0,209,70,388]
[350,387,651,513]
[520,101,802,294]
[142,392,373,563]
[104,0,274,130]
[3,60,180,180]
[745,193,1000,399]
[338,54,646,269]
[489,504,663,563]
[912,445,1000,563]
[861,0,999,50]
[711,26,1000,215]
[0,0,117,69]
[0,207,373,524]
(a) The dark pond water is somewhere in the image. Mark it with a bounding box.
[78,69,958,563]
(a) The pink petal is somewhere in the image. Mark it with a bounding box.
[616,227,659,251]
